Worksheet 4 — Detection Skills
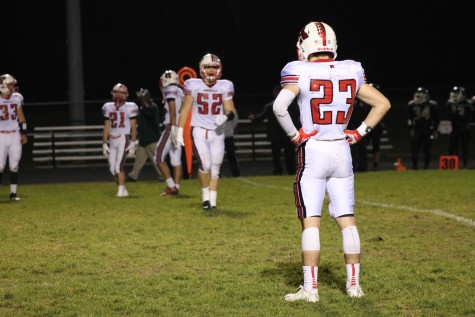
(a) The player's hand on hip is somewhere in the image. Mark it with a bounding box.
[344,129,362,144]
[290,128,317,147]
[102,143,110,156]
[345,122,371,145]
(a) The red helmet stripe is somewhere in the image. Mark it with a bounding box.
[315,22,327,46]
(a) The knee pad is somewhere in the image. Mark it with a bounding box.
[170,149,182,166]
[341,226,360,254]
[302,227,320,251]
[211,165,220,179]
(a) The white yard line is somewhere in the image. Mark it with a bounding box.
[238,178,475,227]
[360,201,475,227]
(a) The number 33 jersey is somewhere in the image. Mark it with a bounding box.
[280,60,366,140]
[0,92,24,131]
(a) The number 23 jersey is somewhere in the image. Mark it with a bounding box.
[280,59,365,140]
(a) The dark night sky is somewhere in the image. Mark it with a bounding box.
[4,1,475,103]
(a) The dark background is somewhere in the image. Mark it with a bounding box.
[4,1,474,104]
[3,1,475,169]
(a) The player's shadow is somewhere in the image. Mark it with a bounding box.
[262,261,347,294]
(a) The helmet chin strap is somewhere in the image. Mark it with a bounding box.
[113,95,125,108]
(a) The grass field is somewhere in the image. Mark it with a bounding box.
[1,170,474,316]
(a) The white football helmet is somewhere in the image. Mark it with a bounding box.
[413,87,429,104]
[199,53,222,85]
[0,74,17,94]
[111,83,129,101]
[159,70,179,89]
[296,22,337,61]
[449,86,466,104]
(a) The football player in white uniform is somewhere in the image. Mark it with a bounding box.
[273,22,391,302]
[0,74,28,201]
[176,53,236,210]
[102,83,138,197]
[155,70,184,196]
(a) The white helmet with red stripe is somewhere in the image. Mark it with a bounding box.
[0,74,17,94]
[111,83,129,102]
[159,70,179,89]
[296,22,338,61]
[199,53,222,85]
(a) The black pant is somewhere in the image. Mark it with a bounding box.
[350,137,369,172]
[270,137,296,175]
[448,128,470,168]
[225,137,241,177]
[411,129,433,169]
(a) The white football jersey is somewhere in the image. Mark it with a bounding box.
[0,92,24,131]
[183,78,234,130]
[280,59,365,140]
[102,102,139,136]
[161,84,184,125]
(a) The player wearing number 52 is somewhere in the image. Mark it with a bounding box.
[273,21,391,302]
[102,83,138,198]
[176,53,236,210]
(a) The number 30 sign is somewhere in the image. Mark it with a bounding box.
[439,156,459,170]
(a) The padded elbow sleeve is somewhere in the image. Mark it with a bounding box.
[273,89,295,117]
[341,226,360,254]
[273,89,298,137]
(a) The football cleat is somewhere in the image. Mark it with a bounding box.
[346,285,364,298]
[116,189,129,198]
[202,200,211,210]
[160,186,179,196]
[284,285,319,303]
[9,193,20,201]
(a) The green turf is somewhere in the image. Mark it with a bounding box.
[1,170,474,316]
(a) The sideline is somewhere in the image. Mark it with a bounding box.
[237,178,475,228]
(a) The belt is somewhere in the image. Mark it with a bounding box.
[110,135,122,139]
[315,138,346,142]
[0,130,18,133]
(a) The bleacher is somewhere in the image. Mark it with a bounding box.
[31,120,392,168]
[31,120,272,168]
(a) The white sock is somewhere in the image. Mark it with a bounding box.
[165,178,175,188]
[303,266,318,291]
[201,187,210,202]
[10,184,18,194]
[118,185,125,194]
[175,183,180,190]
[210,190,217,206]
[346,263,360,289]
